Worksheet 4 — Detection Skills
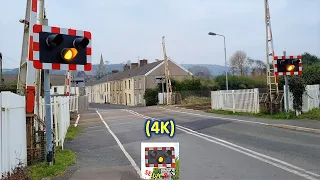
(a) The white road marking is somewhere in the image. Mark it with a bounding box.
[156,106,269,125]
[74,114,80,127]
[96,110,142,178]
[177,125,320,178]
[125,109,320,180]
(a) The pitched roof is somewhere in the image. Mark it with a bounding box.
[87,60,164,86]
[51,75,67,86]
[2,74,66,86]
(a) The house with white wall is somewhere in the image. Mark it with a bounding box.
[86,59,193,106]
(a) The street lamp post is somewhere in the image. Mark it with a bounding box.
[208,32,229,90]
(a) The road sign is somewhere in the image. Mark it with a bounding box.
[145,147,176,168]
[273,55,302,76]
[31,24,92,71]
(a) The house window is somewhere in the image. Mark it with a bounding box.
[139,79,142,89]
[139,93,142,103]
[129,80,131,89]
[125,81,127,89]
[129,94,131,103]
[54,87,57,93]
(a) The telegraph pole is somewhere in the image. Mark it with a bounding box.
[283,50,290,119]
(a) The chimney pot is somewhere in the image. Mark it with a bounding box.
[140,59,148,67]
[123,64,130,71]
[131,63,139,69]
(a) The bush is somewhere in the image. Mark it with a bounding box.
[1,161,30,180]
[144,88,159,106]
[0,84,17,93]
[151,157,180,179]
[215,75,266,90]
[289,76,306,112]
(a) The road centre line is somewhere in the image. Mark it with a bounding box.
[125,109,320,180]
[96,110,142,178]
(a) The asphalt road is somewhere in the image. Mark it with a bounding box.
[65,104,320,180]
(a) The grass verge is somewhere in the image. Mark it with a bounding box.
[28,125,81,179]
[29,148,76,180]
[65,125,82,141]
[206,108,320,121]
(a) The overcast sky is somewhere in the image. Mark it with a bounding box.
[0,0,319,69]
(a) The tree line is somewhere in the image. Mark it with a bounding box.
[188,51,320,89]
[144,51,319,106]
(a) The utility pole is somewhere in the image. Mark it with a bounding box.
[283,51,290,119]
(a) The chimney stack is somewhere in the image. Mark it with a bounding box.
[123,64,130,71]
[112,70,119,74]
[140,59,148,67]
[131,63,138,69]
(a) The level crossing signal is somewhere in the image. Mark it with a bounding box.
[31,24,92,71]
[145,147,176,168]
[274,55,302,76]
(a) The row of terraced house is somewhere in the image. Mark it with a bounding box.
[86,59,193,106]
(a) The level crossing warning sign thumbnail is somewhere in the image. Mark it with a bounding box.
[141,142,179,179]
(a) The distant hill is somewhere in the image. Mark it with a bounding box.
[3,63,227,77]
[181,64,227,76]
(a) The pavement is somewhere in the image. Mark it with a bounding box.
[61,104,320,180]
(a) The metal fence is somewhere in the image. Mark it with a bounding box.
[0,92,27,176]
[284,84,320,112]
[211,88,260,113]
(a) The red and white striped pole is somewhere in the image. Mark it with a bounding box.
[65,70,71,96]
[25,0,38,114]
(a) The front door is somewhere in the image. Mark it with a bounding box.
[125,93,127,105]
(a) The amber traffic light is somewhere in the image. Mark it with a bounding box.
[277,59,300,73]
[39,32,89,65]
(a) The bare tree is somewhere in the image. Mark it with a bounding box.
[255,60,267,75]
[229,50,248,76]
[247,58,256,75]
[189,65,211,79]
[246,58,267,76]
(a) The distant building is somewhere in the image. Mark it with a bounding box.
[86,59,193,106]
[2,74,79,96]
